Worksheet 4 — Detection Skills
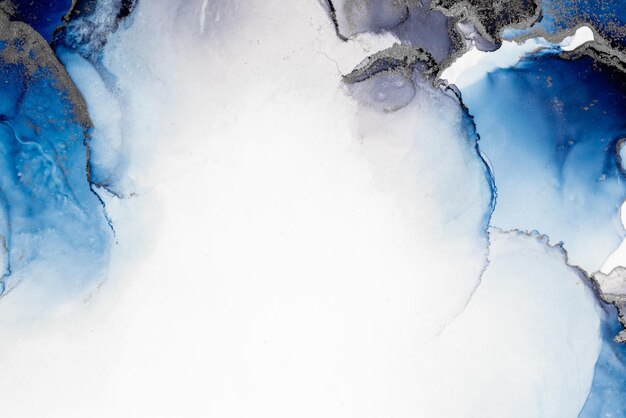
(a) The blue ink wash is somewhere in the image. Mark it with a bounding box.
[459,49,626,418]
[0,6,113,303]
[461,52,626,271]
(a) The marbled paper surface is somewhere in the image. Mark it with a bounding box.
[1,1,626,417]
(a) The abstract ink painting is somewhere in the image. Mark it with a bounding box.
[2,0,626,416]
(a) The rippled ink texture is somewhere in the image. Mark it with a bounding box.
[0,62,110,293]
